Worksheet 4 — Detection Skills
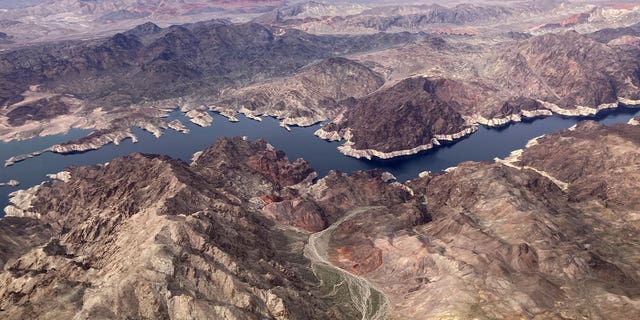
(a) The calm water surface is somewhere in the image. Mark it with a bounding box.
[0,106,639,215]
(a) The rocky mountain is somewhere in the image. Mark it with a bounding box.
[0,20,424,142]
[2,1,640,319]
[315,28,640,158]
[315,77,475,159]
[529,3,640,35]
[497,30,639,109]
[0,137,358,319]
[2,120,640,318]
[382,121,640,318]
[1,2,638,160]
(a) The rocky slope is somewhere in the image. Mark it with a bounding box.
[531,4,640,35]
[337,3,514,32]
[2,121,640,319]
[0,137,360,319]
[321,121,640,318]
[588,22,640,44]
[254,1,368,25]
[213,57,384,126]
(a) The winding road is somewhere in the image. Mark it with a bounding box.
[304,206,390,320]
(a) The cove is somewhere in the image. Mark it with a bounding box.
[1,106,639,216]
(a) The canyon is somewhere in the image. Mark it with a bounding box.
[1,12,639,159]
[1,120,640,318]
[1,1,640,319]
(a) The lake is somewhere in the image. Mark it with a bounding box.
[1,106,639,216]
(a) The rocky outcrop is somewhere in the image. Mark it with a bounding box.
[261,169,413,232]
[185,109,213,127]
[191,137,316,200]
[49,128,138,153]
[0,180,20,187]
[316,77,476,159]
[5,151,44,167]
[3,114,193,166]
[3,183,42,217]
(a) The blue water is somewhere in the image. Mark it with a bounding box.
[0,106,639,215]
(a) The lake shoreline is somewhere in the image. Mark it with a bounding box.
[1,105,639,216]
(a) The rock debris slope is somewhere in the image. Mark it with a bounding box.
[2,121,640,319]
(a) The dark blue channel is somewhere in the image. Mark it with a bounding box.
[0,106,638,215]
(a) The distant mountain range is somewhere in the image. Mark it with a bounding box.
[0,0,284,46]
